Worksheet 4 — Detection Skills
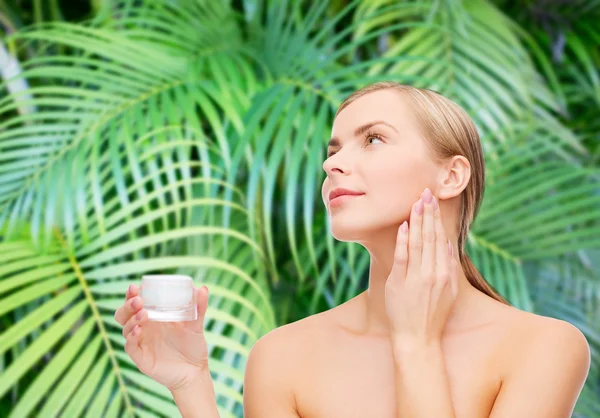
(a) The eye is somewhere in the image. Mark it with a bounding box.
[366,134,384,145]
[326,131,384,158]
[363,128,385,146]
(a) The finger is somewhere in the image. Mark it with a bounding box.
[449,244,459,297]
[124,324,144,364]
[122,308,148,338]
[125,284,139,301]
[115,295,144,327]
[390,221,409,283]
[407,197,424,280]
[187,286,209,334]
[114,284,140,326]
[421,189,435,277]
[432,195,449,286]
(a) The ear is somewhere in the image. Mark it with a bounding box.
[437,155,471,201]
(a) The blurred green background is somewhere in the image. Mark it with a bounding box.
[0,0,599,417]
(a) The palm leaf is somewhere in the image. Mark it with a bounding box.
[0,134,274,417]
[0,0,599,415]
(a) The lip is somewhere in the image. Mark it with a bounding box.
[329,193,363,208]
[329,188,365,201]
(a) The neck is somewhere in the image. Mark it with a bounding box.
[356,232,482,339]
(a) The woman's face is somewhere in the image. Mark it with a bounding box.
[321,89,440,242]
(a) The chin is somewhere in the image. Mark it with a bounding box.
[328,216,376,242]
[329,212,402,244]
[330,229,363,243]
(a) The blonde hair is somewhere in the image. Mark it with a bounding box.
[336,81,510,305]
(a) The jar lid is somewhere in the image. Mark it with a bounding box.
[142,274,193,282]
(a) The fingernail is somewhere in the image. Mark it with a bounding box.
[416,199,424,214]
[127,284,133,296]
[136,310,143,320]
[422,188,432,204]
[400,221,408,234]
[432,196,439,211]
[131,298,138,309]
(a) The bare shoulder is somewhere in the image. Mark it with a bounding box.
[529,311,589,349]
[520,309,589,372]
[488,302,590,367]
[243,311,332,418]
[246,306,339,373]
[252,309,333,353]
[501,305,590,361]
[487,304,591,417]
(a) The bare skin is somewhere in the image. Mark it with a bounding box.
[253,278,590,418]
[275,287,525,418]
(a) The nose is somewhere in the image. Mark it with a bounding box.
[322,149,353,177]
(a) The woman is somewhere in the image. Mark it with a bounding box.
[114,82,591,418]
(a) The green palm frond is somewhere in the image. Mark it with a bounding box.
[1,0,599,416]
[558,24,600,163]
[0,132,274,417]
[0,2,258,247]
[476,121,600,259]
[465,234,532,311]
[354,0,588,156]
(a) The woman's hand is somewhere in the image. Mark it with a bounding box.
[385,187,459,349]
[114,283,211,392]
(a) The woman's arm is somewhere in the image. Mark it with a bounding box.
[392,339,456,418]
[170,329,301,418]
[170,366,221,418]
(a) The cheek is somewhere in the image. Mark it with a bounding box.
[321,179,329,204]
[366,160,422,216]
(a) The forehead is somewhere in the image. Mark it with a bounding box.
[332,89,410,136]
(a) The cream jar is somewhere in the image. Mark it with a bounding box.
[140,275,198,321]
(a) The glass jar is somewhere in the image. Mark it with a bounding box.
[140,274,198,321]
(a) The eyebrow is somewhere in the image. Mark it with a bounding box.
[327,120,399,149]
